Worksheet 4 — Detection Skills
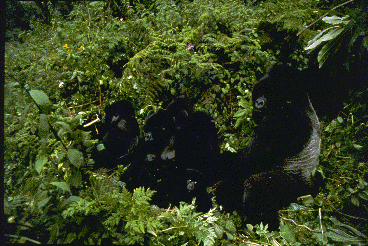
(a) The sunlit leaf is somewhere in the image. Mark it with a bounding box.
[38,197,51,208]
[318,42,332,68]
[358,191,368,201]
[305,27,342,52]
[297,195,314,207]
[67,149,84,168]
[322,15,350,25]
[351,195,360,206]
[50,182,71,193]
[35,155,48,174]
[39,114,50,139]
[55,121,72,133]
[29,89,50,107]
[353,144,363,150]
[233,109,246,118]
[69,170,83,188]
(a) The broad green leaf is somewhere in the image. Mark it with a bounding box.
[322,15,350,25]
[139,222,145,233]
[305,27,343,52]
[305,26,336,50]
[234,118,244,128]
[97,143,106,151]
[39,114,50,139]
[225,232,236,240]
[38,197,51,208]
[280,221,297,243]
[35,155,48,174]
[317,28,345,68]
[56,121,72,138]
[233,109,246,118]
[351,195,359,206]
[213,224,224,238]
[57,151,66,161]
[225,220,236,233]
[50,182,71,193]
[58,128,68,138]
[67,196,82,202]
[318,42,333,68]
[55,121,72,133]
[297,195,314,207]
[62,196,83,207]
[357,180,367,189]
[322,27,344,42]
[67,149,84,168]
[29,89,50,107]
[239,98,249,107]
[358,191,368,201]
[353,144,363,150]
[69,171,83,188]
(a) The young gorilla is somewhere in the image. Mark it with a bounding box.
[92,100,140,170]
[121,99,218,212]
[215,63,321,229]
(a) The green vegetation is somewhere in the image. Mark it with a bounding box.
[4,0,367,244]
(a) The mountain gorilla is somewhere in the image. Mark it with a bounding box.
[215,63,321,229]
[92,100,140,170]
[120,99,218,212]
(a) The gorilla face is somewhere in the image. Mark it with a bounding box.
[252,95,267,124]
[252,64,310,126]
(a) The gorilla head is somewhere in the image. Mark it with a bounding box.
[101,100,139,157]
[215,63,321,229]
[92,100,140,170]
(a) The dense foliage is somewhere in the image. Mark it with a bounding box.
[4,0,367,244]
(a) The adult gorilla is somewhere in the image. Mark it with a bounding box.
[215,63,321,229]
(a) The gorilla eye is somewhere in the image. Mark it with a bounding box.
[187,180,197,191]
[255,96,266,109]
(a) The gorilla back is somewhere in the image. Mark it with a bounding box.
[216,63,321,229]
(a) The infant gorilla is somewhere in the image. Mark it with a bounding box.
[215,63,321,229]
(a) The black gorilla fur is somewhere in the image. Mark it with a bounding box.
[119,99,218,212]
[215,63,321,229]
[92,100,140,169]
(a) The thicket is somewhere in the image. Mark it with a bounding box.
[4,0,368,244]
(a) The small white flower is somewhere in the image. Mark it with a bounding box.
[128,75,132,79]
[59,81,64,88]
